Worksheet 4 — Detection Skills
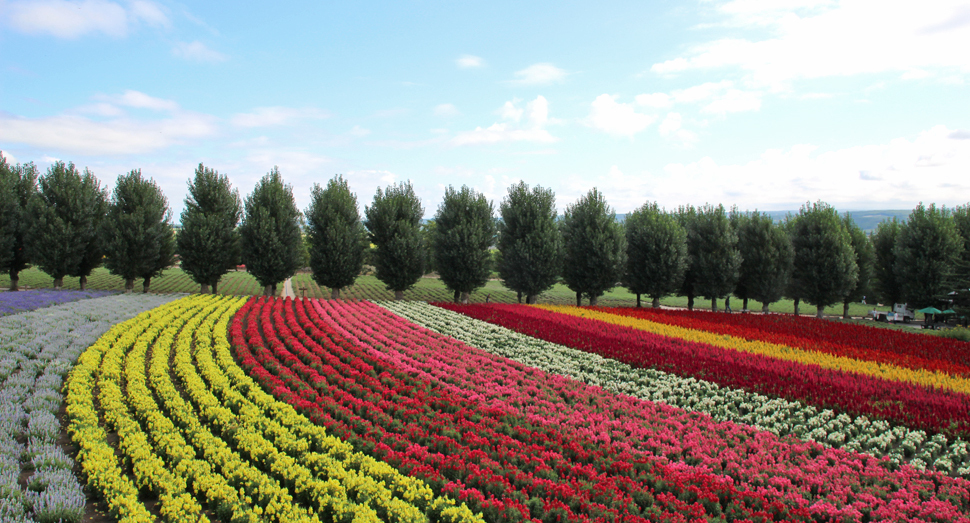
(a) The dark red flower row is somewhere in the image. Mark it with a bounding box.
[435,303,970,439]
[229,297,803,523]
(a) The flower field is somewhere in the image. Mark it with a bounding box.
[0,289,114,317]
[4,295,970,521]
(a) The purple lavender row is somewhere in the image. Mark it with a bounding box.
[0,293,183,522]
[0,290,115,318]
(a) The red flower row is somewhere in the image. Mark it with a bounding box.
[436,303,970,439]
[599,306,970,376]
[229,297,804,523]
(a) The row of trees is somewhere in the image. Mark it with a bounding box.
[3,153,968,316]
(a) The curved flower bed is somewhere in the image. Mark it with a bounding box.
[382,300,970,476]
[0,293,180,523]
[438,303,970,440]
[0,289,114,317]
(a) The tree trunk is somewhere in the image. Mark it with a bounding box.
[201,283,210,294]
[517,291,522,304]
[79,275,87,291]
[687,294,694,311]
[843,301,850,319]
[142,276,151,293]
[636,293,641,308]
[331,288,341,300]
[743,297,749,311]
[53,277,63,290]
[652,296,660,308]
[711,297,717,312]
[817,306,825,319]
[264,285,273,296]
[762,303,770,313]
[454,289,461,303]
[460,291,470,304]
[527,294,536,304]
[212,280,218,294]
[394,290,404,301]
[576,292,582,307]
[589,295,598,306]
[271,283,278,296]
[125,278,135,293]
[9,271,18,291]
[793,297,800,316]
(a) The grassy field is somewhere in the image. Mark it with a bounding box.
[3,266,887,319]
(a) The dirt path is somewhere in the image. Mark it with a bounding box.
[282,277,294,298]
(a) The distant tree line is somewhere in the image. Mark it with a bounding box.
[2,152,968,319]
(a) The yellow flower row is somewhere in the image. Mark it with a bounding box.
[537,305,970,395]
[67,294,482,523]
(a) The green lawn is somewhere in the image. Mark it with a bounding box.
[0,266,267,295]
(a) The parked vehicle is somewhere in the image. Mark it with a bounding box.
[870,303,916,323]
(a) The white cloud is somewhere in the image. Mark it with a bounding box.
[510,63,567,85]
[587,94,655,137]
[702,88,762,114]
[0,111,218,155]
[96,90,179,111]
[348,125,370,137]
[230,106,329,127]
[650,0,970,90]
[456,55,484,68]
[452,96,557,146]
[5,0,169,38]
[434,103,461,117]
[635,93,672,108]
[0,151,18,165]
[172,41,226,63]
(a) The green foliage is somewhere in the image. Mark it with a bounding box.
[26,161,108,288]
[954,204,970,289]
[239,167,303,292]
[306,175,366,295]
[734,210,793,310]
[432,185,495,300]
[690,204,741,309]
[790,201,858,316]
[894,202,963,308]
[101,169,175,291]
[496,182,562,303]
[675,205,699,309]
[0,155,16,271]
[935,326,970,342]
[841,214,875,314]
[623,201,687,306]
[560,188,625,305]
[177,163,243,292]
[364,181,426,296]
[871,218,902,306]
[421,219,437,274]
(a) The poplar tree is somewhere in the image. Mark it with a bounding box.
[623,201,687,308]
[432,185,495,303]
[3,161,38,291]
[496,182,561,304]
[27,161,107,290]
[178,163,243,293]
[894,203,962,308]
[841,214,875,318]
[690,204,741,312]
[735,211,793,312]
[871,218,903,307]
[675,205,699,310]
[101,170,175,293]
[305,175,366,299]
[953,204,970,289]
[790,201,858,318]
[239,167,303,296]
[0,156,17,274]
[364,181,426,300]
[560,188,625,306]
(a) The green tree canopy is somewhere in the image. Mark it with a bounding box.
[871,218,902,307]
[623,201,687,308]
[178,163,243,294]
[26,161,107,290]
[894,203,962,309]
[953,204,970,291]
[790,201,858,317]
[560,188,625,306]
[675,205,700,310]
[432,185,495,303]
[690,204,741,312]
[364,181,426,300]
[306,175,367,299]
[496,181,561,304]
[4,160,38,291]
[101,169,175,293]
[735,210,793,312]
[239,167,304,295]
[841,214,875,318]
[0,155,17,274]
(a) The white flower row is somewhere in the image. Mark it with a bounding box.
[377,301,970,477]
[0,293,184,523]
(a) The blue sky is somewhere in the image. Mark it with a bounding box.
[2,0,969,220]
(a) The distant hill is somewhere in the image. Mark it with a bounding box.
[614,210,910,233]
